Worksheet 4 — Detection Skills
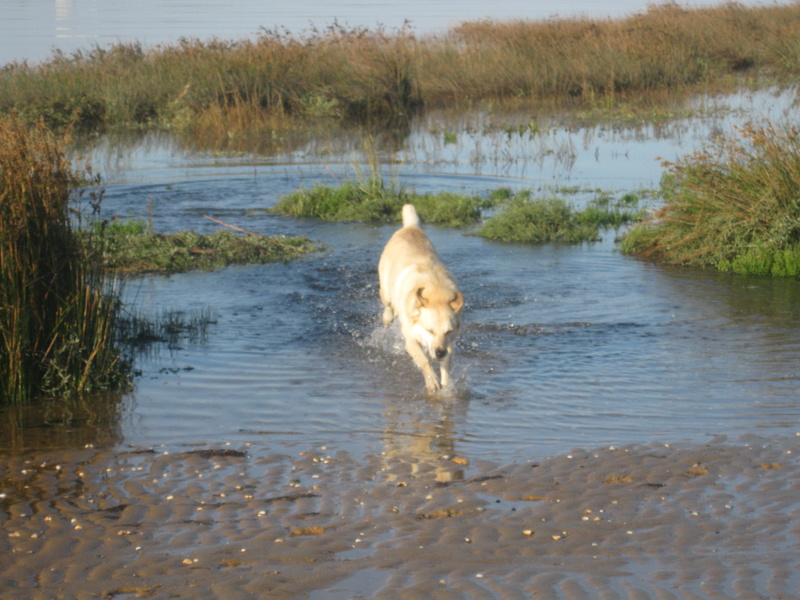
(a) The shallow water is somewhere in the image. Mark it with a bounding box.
[119,214,800,464]
[11,87,781,466]
[3,86,800,464]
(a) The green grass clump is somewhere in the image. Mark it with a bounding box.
[621,121,800,277]
[0,117,131,404]
[476,190,640,244]
[272,179,486,226]
[83,220,315,274]
[272,181,400,223]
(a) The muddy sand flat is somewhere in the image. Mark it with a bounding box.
[2,433,799,599]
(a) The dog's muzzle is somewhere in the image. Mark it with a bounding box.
[435,348,448,360]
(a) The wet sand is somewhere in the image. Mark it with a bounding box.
[2,433,799,599]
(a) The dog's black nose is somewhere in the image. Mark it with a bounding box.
[435,348,448,360]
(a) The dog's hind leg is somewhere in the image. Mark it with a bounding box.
[378,273,395,326]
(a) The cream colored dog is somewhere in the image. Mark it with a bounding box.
[379,204,464,391]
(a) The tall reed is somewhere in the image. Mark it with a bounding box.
[621,121,800,276]
[0,116,130,404]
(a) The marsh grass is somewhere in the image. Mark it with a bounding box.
[621,121,800,276]
[4,3,800,148]
[83,219,316,274]
[476,190,642,244]
[0,117,130,404]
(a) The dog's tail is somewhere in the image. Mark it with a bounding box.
[402,204,420,228]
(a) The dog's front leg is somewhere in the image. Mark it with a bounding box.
[439,350,453,388]
[405,339,441,391]
[382,304,395,327]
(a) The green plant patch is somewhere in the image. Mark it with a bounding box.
[82,224,316,274]
[476,191,641,244]
[272,181,488,227]
[621,121,800,277]
[717,246,800,277]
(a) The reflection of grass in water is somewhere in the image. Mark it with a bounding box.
[622,122,800,277]
[0,390,128,450]
[117,307,215,352]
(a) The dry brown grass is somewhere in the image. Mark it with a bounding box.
[2,3,799,149]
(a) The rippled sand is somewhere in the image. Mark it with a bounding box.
[2,434,799,599]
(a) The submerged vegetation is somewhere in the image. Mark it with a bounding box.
[0,117,130,405]
[3,3,800,148]
[84,218,316,274]
[621,122,800,277]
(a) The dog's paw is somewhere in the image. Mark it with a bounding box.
[425,377,442,393]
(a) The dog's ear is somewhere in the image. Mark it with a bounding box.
[407,287,425,319]
[416,287,428,308]
[450,291,464,313]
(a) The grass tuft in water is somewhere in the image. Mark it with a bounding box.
[476,190,641,244]
[81,218,317,275]
[272,178,487,227]
[0,116,131,405]
[621,121,800,276]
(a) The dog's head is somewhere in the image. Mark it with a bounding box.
[409,286,464,361]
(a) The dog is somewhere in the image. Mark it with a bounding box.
[379,204,464,391]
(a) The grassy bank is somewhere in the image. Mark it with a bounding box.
[621,121,800,276]
[3,3,800,148]
[0,117,130,404]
